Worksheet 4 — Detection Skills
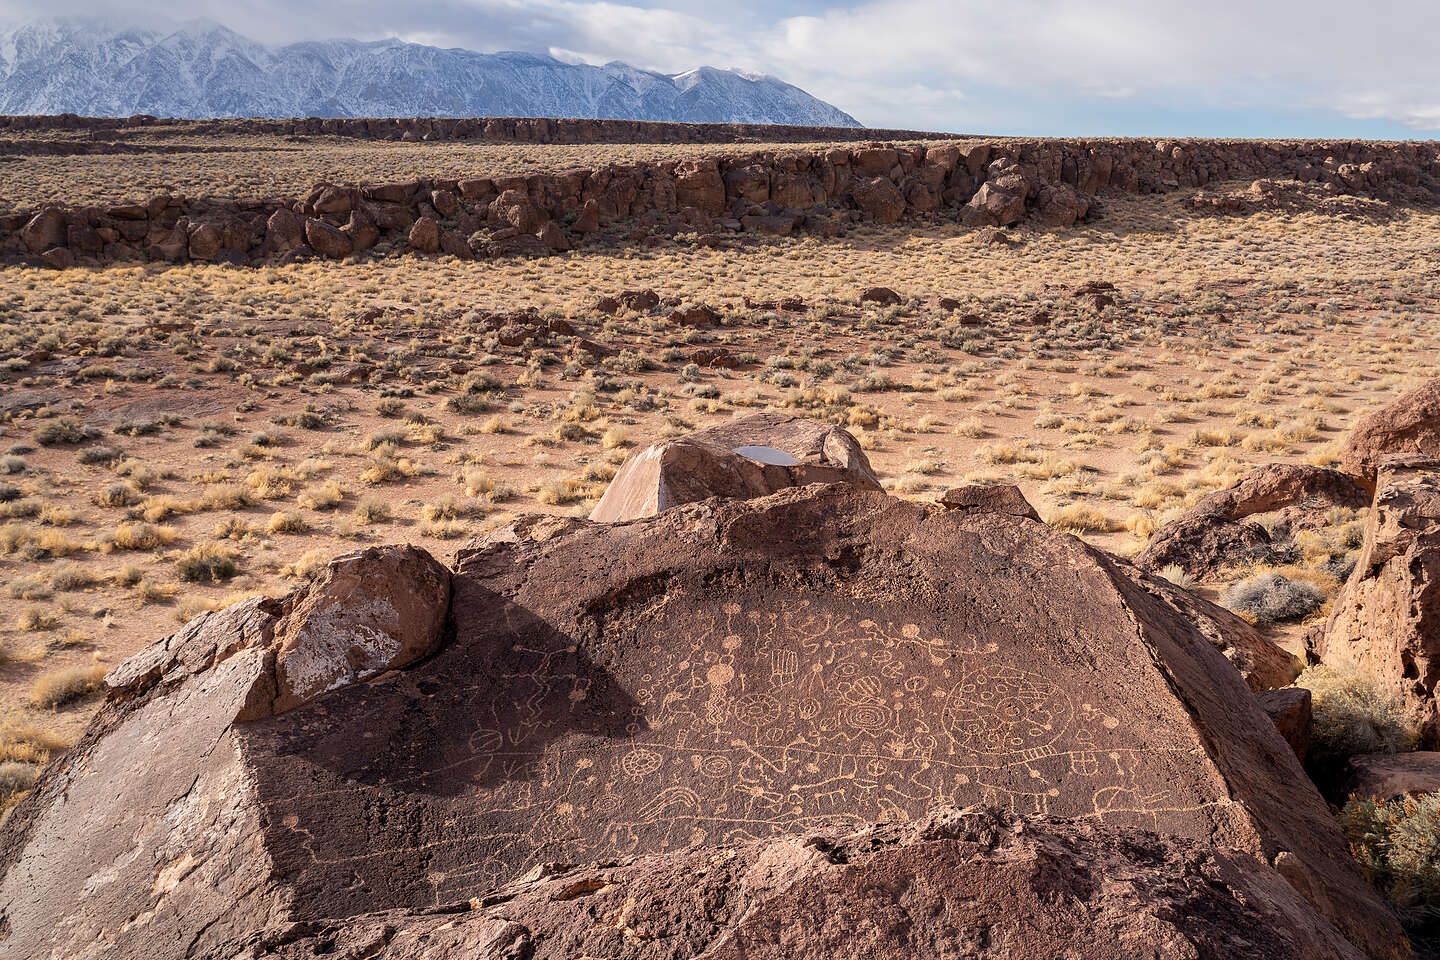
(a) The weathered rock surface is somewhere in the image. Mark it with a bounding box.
[1258,687,1314,762]
[0,483,1407,960]
[1316,456,1440,742]
[1343,378,1440,482]
[588,412,880,523]
[1137,463,1370,578]
[1343,751,1440,799]
[270,545,451,714]
[251,807,1369,960]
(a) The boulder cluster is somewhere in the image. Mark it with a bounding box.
[0,411,1424,959]
[1139,377,1440,785]
[5,137,1438,268]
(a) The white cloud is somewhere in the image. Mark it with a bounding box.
[750,0,1440,130]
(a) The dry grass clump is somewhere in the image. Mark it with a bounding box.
[953,416,988,438]
[265,511,310,534]
[351,496,392,524]
[536,478,585,505]
[296,480,345,511]
[29,664,108,709]
[16,607,60,631]
[0,720,69,810]
[1046,504,1122,533]
[175,542,241,583]
[104,521,177,552]
[1155,563,1197,590]
[284,548,331,580]
[31,417,97,446]
[133,578,177,603]
[0,759,36,808]
[1300,665,1418,792]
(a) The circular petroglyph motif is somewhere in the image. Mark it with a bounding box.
[797,697,823,720]
[699,754,732,778]
[733,693,782,726]
[941,664,1074,756]
[706,663,735,686]
[620,747,664,778]
[840,702,892,731]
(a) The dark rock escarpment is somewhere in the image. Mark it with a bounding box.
[5,136,1438,268]
[0,484,1409,959]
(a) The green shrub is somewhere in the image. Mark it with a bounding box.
[1342,792,1440,945]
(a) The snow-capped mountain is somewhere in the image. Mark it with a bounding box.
[0,18,861,126]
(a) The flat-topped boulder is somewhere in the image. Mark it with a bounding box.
[1315,456,1440,743]
[1343,377,1440,482]
[0,484,1406,960]
[588,411,880,522]
[936,482,1040,519]
[251,807,1369,960]
[1343,751,1440,800]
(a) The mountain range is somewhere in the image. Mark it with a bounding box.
[0,18,860,125]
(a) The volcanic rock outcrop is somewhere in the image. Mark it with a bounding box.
[1343,377,1440,482]
[589,411,880,522]
[4,136,1438,268]
[1137,462,1370,579]
[249,807,1371,960]
[1314,456,1440,743]
[1257,686,1314,761]
[0,480,1408,960]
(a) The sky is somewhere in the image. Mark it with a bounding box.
[3,0,1439,138]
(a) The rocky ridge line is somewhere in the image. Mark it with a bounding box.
[4,136,1438,268]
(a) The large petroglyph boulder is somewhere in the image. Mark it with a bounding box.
[250,807,1370,960]
[588,412,880,522]
[1315,456,1440,743]
[0,485,1406,960]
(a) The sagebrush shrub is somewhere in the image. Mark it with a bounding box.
[1342,792,1440,943]
[1221,572,1323,625]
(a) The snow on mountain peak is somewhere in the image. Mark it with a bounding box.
[0,17,861,126]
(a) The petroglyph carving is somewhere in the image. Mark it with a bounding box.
[262,591,1208,904]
